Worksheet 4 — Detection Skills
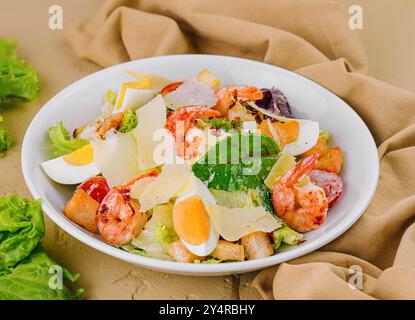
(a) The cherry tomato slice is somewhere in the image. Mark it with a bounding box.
[309,169,342,205]
[79,176,110,203]
[160,81,184,96]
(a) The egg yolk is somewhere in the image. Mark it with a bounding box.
[258,120,299,148]
[63,144,94,166]
[115,79,152,110]
[173,196,210,245]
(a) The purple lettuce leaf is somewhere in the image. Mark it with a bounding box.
[256,87,293,118]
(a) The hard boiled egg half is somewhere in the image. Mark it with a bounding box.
[173,175,219,257]
[283,120,319,155]
[41,144,100,184]
[112,79,154,114]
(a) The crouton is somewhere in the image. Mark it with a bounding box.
[241,231,274,260]
[210,240,245,262]
[302,137,329,158]
[168,240,204,263]
[64,188,99,233]
[315,146,343,174]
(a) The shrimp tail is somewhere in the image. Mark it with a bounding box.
[280,153,318,185]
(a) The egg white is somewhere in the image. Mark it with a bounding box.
[174,176,219,256]
[283,120,319,155]
[41,156,100,185]
[113,88,154,113]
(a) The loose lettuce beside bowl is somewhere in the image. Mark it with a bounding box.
[0,38,41,157]
[0,246,83,300]
[0,194,83,300]
[0,39,40,102]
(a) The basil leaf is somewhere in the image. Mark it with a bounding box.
[192,133,280,192]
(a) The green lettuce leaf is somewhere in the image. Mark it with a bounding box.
[0,246,83,300]
[131,204,178,260]
[194,258,222,264]
[192,133,280,192]
[118,109,138,133]
[200,118,242,132]
[0,116,13,157]
[0,194,44,270]
[0,39,40,102]
[210,185,274,214]
[155,222,179,252]
[272,226,303,251]
[210,189,257,208]
[0,194,83,299]
[319,130,330,141]
[48,121,88,158]
[104,89,117,105]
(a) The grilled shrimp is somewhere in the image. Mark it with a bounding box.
[213,85,263,116]
[97,173,157,245]
[272,154,328,232]
[166,105,221,158]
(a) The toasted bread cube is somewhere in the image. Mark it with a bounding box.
[241,231,274,260]
[210,240,245,262]
[316,146,343,174]
[302,137,329,158]
[168,240,204,263]
[64,188,99,233]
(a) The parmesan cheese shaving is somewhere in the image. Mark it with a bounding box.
[134,95,167,170]
[91,133,142,187]
[138,162,192,212]
[206,204,281,242]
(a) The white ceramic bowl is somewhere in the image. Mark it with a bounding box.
[21,55,379,276]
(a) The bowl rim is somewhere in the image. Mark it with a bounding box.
[21,54,379,275]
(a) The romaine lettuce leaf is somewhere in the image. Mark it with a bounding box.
[0,116,13,157]
[0,246,83,300]
[319,130,330,141]
[0,39,40,102]
[131,204,178,260]
[104,89,117,105]
[48,121,88,158]
[272,226,303,250]
[0,194,44,270]
[194,258,222,264]
[155,222,179,252]
[210,185,274,214]
[118,109,138,133]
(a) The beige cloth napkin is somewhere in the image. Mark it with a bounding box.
[66,0,415,299]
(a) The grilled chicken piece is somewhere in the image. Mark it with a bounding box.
[168,240,205,263]
[210,240,245,262]
[241,231,274,260]
[64,188,99,233]
[97,112,123,137]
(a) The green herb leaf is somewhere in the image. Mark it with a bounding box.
[192,133,280,192]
